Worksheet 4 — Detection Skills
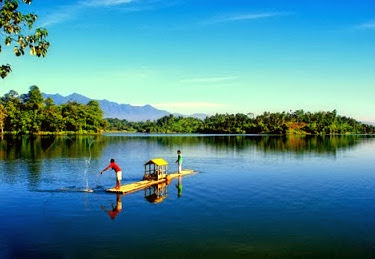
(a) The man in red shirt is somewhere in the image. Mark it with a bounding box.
[101,158,123,189]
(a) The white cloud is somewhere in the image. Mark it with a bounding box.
[82,0,133,7]
[40,4,84,27]
[357,20,375,30]
[180,76,238,83]
[356,116,375,124]
[39,0,135,26]
[203,12,288,25]
[152,102,231,115]
[153,102,225,108]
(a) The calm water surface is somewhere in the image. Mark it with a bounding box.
[0,134,375,258]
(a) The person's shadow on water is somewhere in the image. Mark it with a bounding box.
[176,176,183,198]
[101,193,123,220]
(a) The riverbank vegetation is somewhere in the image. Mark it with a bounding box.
[1,86,374,135]
[0,86,107,134]
[106,111,375,135]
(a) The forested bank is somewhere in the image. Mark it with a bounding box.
[106,110,375,135]
[1,86,374,135]
[0,86,107,134]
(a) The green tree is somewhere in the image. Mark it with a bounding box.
[0,0,49,79]
[1,87,107,134]
[1,89,22,132]
[41,97,63,132]
[0,102,5,133]
[21,85,44,133]
[86,100,105,132]
[61,101,83,132]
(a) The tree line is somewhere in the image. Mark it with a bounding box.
[0,86,107,134]
[106,110,375,135]
[1,86,374,135]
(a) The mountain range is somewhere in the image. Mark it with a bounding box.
[42,93,207,122]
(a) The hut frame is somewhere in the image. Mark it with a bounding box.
[144,158,169,180]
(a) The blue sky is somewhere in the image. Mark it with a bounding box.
[1,0,375,121]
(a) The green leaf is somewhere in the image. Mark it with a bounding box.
[0,0,49,79]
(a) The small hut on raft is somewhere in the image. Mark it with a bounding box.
[144,158,168,180]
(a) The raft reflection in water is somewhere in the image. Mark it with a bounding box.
[144,182,168,203]
[144,176,184,203]
[101,180,183,219]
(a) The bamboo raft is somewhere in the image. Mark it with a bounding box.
[106,169,195,194]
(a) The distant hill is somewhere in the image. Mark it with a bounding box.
[363,121,375,126]
[42,93,170,122]
[173,113,208,120]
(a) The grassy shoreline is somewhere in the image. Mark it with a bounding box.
[1,130,374,136]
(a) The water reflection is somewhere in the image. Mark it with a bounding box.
[0,135,373,189]
[0,135,107,187]
[101,193,123,220]
[144,182,168,204]
[248,135,362,155]
[0,135,106,161]
[0,135,370,162]
[100,134,366,156]
[1,134,375,258]
[176,176,183,198]
[100,179,181,220]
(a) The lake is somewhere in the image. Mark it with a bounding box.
[1,134,375,258]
